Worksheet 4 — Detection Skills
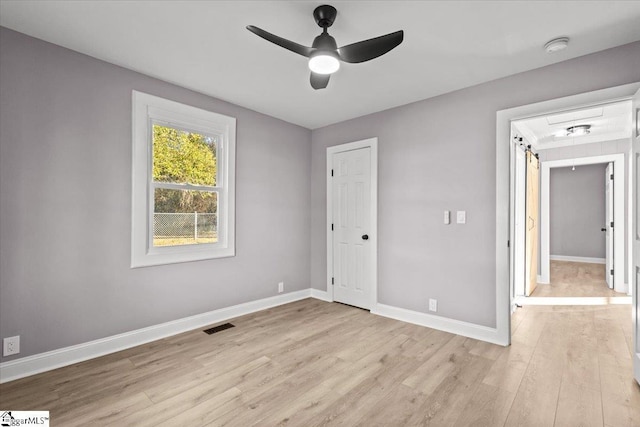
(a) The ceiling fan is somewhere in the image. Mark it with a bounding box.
[247,4,404,90]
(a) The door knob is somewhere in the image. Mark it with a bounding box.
[362,234,369,240]
[601,228,606,232]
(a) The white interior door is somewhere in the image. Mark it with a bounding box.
[632,88,640,385]
[514,146,526,297]
[332,147,372,309]
[605,162,614,288]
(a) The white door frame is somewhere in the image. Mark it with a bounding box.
[540,154,625,292]
[631,88,640,384]
[496,82,640,345]
[606,162,614,288]
[326,138,378,307]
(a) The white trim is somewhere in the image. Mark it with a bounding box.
[0,290,311,384]
[372,304,505,346]
[310,288,332,302]
[628,140,634,297]
[537,275,549,285]
[514,296,631,306]
[131,91,236,268]
[326,138,378,308]
[498,82,640,344]
[550,255,606,264]
[540,154,625,292]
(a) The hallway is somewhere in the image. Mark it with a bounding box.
[532,260,621,298]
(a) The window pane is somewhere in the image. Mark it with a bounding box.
[152,124,218,186]
[153,188,218,247]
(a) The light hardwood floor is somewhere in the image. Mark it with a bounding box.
[1,298,638,426]
[532,261,621,298]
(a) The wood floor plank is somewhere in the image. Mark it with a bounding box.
[401,334,467,393]
[481,341,534,393]
[453,383,516,427]
[504,353,564,427]
[55,392,154,426]
[403,354,492,426]
[350,383,425,426]
[554,380,603,427]
[307,355,423,426]
[601,392,640,427]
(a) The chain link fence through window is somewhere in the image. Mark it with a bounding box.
[153,213,217,246]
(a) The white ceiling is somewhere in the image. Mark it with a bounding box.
[1,1,640,129]
[513,100,632,150]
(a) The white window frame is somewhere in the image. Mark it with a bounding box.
[131,91,236,267]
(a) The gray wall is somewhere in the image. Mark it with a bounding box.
[0,28,312,361]
[550,164,606,258]
[310,42,640,327]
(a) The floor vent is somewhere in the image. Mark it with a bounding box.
[204,323,235,335]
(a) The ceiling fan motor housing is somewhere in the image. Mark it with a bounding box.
[314,5,337,28]
[312,32,338,50]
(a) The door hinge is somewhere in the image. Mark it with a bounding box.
[331,223,334,231]
[331,169,334,177]
[507,240,510,248]
[610,174,614,180]
[331,277,334,285]
[610,269,614,276]
[611,221,614,228]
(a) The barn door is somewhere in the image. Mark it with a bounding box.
[525,151,539,296]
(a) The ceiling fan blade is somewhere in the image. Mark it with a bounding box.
[246,25,313,58]
[310,72,330,90]
[338,30,404,63]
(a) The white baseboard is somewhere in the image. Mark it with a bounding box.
[310,288,332,302]
[550,255,606,264]
[537,275,550,285]
[0,289,312,384]
[371,303,507,346]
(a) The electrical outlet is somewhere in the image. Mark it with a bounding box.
[456,211,466,224]
[278,282,284,293]
[428,299,438,312]
[3,335,20,356]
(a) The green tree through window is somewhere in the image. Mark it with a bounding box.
[152,124,218,246]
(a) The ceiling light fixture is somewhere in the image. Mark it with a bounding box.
[544,37,569,53]
[566,124,591,136]
[308,51,340,75]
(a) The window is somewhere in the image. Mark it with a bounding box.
[132,91,236,267]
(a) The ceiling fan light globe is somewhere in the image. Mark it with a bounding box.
[308,54,340,75]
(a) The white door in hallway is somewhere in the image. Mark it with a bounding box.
[605,162,614,289]
[331,147,372,309]
[632,88,640,385]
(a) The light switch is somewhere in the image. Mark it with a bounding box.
[457,211,466,224]
[444,210,450,225]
